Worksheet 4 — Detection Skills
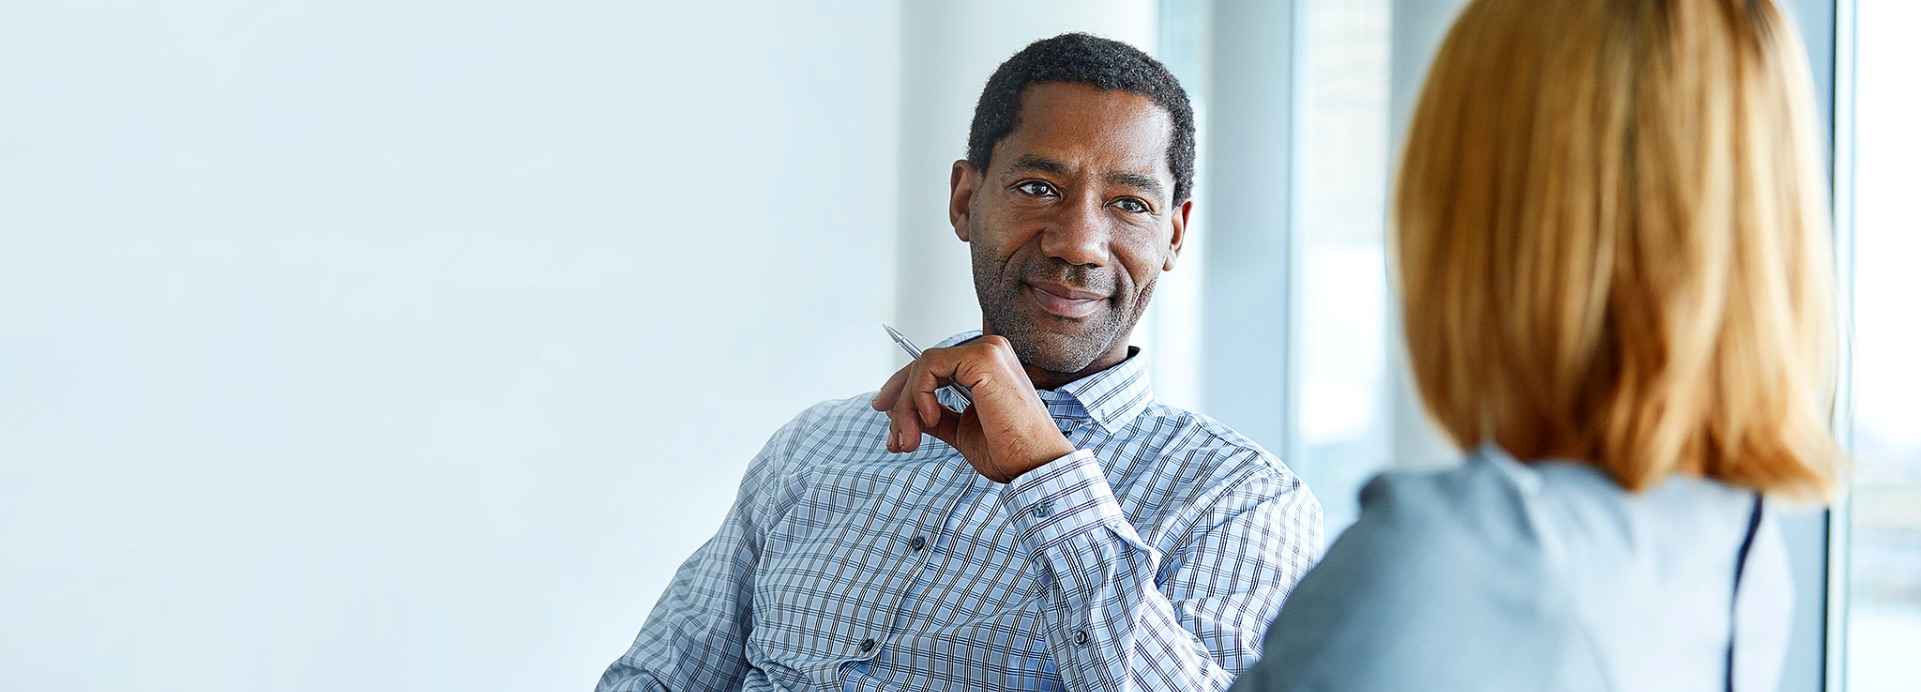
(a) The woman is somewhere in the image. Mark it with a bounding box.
[1232,0,1841,690]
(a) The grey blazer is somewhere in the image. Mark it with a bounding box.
[1232,445,1789,691]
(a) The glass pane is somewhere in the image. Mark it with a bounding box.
[1137,0,1212,414]
[1295,0,1392,533]
[1846,1,1921,689]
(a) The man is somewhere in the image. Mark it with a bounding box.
[597,33,1321,691]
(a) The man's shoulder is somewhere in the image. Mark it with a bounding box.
[1136,400,1297,482]
[749,394,899,476]
[1112,402,1316,524]
[785,393,889,431]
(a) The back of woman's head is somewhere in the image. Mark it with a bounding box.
[1396,0,1841,498]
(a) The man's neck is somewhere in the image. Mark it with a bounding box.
[1023,345,1131,391]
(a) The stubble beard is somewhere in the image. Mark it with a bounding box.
[970,239,1157,376]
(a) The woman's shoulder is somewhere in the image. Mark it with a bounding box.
[1233,451,1574,691]
[1233,446,1775,691]
[1342,447,1565,560]
[1323,453,1566,616]
[1349,444,1747,557]
[1340,446,1758,602]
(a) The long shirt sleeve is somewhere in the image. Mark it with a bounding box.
[1002,449,1323,691]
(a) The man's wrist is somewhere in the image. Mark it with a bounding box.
[1007,436,1077,483]
[1000,450,1149,554]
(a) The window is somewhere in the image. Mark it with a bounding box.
[1293,0,1394,533]
[1841,1,1921,689]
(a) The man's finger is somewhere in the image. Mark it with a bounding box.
[919,407,1006,481]
[918,405,968,455]
[915,373,945,429]
[871,365,913,411]
[887,404,922,453]
[889,363,931,453]
[906,346,981,420]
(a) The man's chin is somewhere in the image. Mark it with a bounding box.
[1005,331,1108,375]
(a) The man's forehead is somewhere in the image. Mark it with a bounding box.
[990,84,1175,186]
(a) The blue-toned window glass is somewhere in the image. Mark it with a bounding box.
[1293,0,1393,533]
[1843,1,1921,688]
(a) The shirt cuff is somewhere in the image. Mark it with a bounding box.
[1000,449,1152,554]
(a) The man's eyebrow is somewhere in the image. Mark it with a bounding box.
[1106,170,1166,198]
[1004,155,1068,176]
[1004,155,1167,199]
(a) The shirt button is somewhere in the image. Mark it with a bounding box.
[908,535,926,552]
[1031,501,1053,518]
[1074,629,1090,645]
[860,637,877,653]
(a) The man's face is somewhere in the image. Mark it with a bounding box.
[949,82,1190,378]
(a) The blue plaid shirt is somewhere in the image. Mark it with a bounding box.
[597,333,1322,691]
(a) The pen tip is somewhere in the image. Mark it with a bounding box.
[882,324,904,340]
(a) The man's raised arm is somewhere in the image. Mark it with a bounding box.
[874,335,1324,689]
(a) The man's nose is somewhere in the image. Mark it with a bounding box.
[1039,195,1110,267]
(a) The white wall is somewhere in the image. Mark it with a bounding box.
[0,1,899,690]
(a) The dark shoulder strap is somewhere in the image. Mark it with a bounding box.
[1726,493,1765,692]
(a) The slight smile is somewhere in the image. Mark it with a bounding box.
[1026,281,1108,318]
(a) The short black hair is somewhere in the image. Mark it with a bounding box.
[968,33,1197,203]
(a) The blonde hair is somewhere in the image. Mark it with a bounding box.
[1395,0,1842,497]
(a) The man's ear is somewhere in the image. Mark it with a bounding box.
[1163,199,1193,271]
[949,160,980,242]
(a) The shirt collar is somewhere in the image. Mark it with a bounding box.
[933,330,1153,435]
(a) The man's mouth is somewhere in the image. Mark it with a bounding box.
[1025,281,1108,319]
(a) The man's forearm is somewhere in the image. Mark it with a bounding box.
[1000,451,1251,691]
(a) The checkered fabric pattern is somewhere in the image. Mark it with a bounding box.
[597,332,1323,691]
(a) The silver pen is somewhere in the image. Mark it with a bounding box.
[883,324,974,408]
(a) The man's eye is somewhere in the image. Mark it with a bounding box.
[1015,181,1057,196]
[1113,198,1150,214]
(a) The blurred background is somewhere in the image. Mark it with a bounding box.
[0,0,1912,690]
